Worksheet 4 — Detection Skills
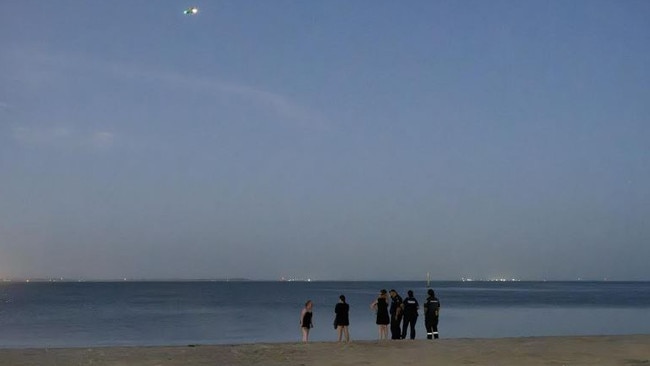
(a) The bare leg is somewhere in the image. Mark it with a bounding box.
[302,327,309,342]
[343,326,350,342]
[337,326,343,342]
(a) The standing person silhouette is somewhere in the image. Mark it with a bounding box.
[401,290,419,339]
[424,289,441,339]
[389,289,403,340]
[370,289,390,340]
[300,300,313,342]
[334,295,350,342]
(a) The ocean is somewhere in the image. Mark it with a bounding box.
[1,281,649,348]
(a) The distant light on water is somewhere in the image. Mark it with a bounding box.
[461,277,520,282]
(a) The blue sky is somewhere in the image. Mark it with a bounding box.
[1,0,649,280]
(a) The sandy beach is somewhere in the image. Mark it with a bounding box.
[1,335,649,366]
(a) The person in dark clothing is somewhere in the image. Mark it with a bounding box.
[423,289,441,339]
[370,289,390,340]
[389,289,403,340]
[401,290,419,340]
[300,300,313,342]
[334,295,350,342]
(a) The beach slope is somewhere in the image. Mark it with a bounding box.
[1,335,649,366]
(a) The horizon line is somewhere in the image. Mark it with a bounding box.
[2,278,648,283]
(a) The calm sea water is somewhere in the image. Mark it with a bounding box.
[1,281,649,348]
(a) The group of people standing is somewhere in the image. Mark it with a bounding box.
[300,295,351,342]
[371,288,440,341]
[300,289,440,342]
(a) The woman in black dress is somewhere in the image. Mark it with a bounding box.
[334,295,350,342]
[300,300,313,342]
[370,289,390,340]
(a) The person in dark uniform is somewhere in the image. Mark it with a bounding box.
[389,289,403,340]
[334,295,350,342]
[401,290,419,340]
[424,289,441,339]
[370,289,390,340]
[300,300,313,342]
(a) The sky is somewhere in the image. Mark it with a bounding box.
[1,0,649,281]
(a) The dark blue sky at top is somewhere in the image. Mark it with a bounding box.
[1,0,648,280]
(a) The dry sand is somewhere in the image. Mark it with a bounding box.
[1,335,649,366]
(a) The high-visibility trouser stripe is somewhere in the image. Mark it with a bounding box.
[433,332,439,335]
[427,332,433,335]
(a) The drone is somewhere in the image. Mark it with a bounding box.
[183,6,199,15]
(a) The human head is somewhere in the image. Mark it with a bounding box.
[428,289,435,297]
[407,290,414,297]
[380,289,387,297]
[389,289,397,298]
[305,300,313,308]
[339,295,346,303]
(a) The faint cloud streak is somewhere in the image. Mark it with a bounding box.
[8,47,328,130]
[11,126,115,150]
[132,66,329,130]
[89,131,114,149]
[12,126,72,146]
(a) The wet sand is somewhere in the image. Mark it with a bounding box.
[1,335,649,366]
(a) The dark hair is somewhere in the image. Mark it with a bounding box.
[408,290,414,297]
[380,289,387,294]
[428,289,435,296]
[339,295,346,303]
[305,300,312,307]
